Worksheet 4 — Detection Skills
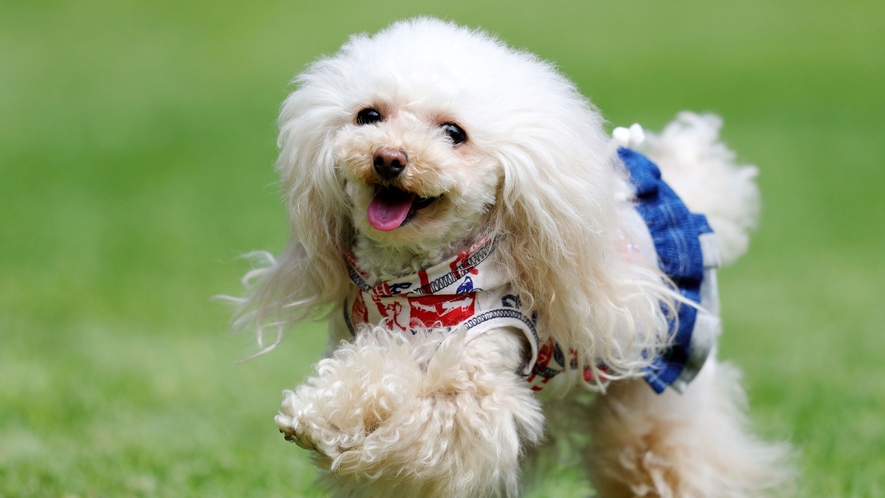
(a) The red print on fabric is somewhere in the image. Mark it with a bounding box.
[536,338,554,368]
[450,251,480,279]
[408,294,476,328]
[371,295,409,331]
[351,292,369,327]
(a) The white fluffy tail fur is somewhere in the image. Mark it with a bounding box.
[587,358,793,497]
[639,112,760,265]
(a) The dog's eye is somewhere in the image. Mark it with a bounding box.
[441,123,467,146]
[356,108,383,126]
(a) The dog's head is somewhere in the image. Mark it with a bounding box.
[277,18,616,253]
[245,18,671,368]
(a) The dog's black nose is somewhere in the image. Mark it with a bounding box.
[373,148,408,180]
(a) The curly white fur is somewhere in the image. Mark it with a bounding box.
[638,112,761,265]
[276,327,542,497]
[231,17,792,497]
[586,357,791,497]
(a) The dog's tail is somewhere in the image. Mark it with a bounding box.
[638,112,761,266]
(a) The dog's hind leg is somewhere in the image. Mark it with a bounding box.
[584,358,792,498]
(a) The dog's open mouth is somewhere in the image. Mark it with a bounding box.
[367,185,439,232]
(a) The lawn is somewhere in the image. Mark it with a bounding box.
[1,0,883,496]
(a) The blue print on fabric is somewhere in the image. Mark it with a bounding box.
[456,276,475,294]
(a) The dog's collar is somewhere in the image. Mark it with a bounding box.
[343,236,500,297]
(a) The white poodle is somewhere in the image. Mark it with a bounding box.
[233,18,791,497]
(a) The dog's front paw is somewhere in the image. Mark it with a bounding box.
[275,389,320,452]
[276,327,544,498]
[273,334,422,465]
[274,376,364,462]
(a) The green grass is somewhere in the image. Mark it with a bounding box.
[1,0,883,496]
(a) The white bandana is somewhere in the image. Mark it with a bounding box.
[343,237,611,392]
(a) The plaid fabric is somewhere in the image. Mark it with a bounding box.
[618,147,720,394]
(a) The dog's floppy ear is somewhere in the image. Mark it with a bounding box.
[231,71,353,357]
[488,106,672,376]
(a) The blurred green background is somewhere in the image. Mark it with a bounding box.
[1,0,882,496]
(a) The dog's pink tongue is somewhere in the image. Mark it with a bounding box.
[368,187,416,232]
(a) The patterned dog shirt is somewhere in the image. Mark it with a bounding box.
[342,148,721,394]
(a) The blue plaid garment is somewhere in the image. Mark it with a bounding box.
[618,147,718,394]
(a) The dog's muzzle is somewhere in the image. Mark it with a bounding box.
[373,147,408,180]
